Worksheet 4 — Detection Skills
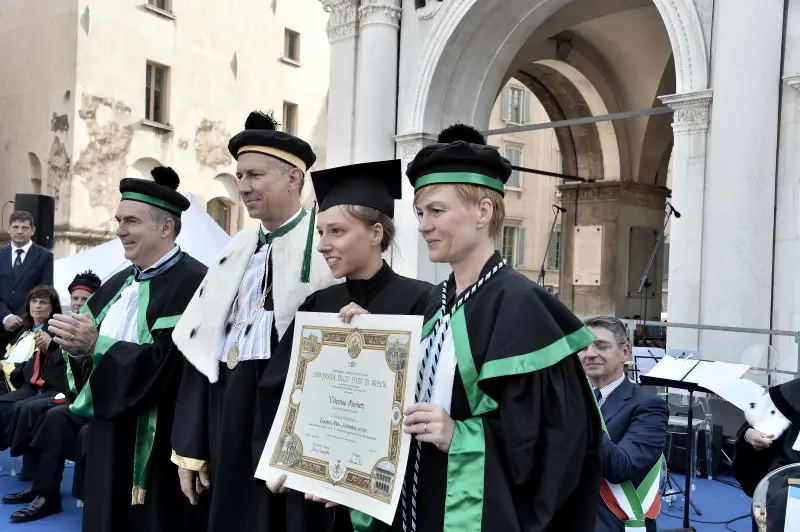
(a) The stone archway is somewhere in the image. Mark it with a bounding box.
[396,0,711,325]
[406,0,708,133]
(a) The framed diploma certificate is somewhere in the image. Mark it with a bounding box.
[256,311,422,524]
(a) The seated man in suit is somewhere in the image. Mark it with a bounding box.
[580,316,669,532]
[1,210,54,351]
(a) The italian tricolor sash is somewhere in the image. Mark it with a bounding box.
[592,383,662,529]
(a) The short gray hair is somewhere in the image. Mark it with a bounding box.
[148,206,182,238]
[276,159,305,193]
[583,316,629,346]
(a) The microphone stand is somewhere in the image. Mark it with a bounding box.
[637,207,674,345]
[538,206,564,286]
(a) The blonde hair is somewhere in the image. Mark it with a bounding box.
[414,183,505,238]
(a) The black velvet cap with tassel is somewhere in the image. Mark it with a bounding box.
[119,166,190,216]
[68,270,102,294]
[228,110,317,172]
[311,159,402,218]
[405,123,512,196]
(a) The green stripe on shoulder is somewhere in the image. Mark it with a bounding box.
[478,326,595,382]
[152,315,182,331]
[421,308,443,339]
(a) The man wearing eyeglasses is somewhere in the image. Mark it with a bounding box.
[580,316,669,532]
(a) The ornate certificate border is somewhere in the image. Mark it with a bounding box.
[269,325,411,503]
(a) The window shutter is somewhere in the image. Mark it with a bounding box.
[501,86,510,122]
[522,90,531,124]
[515,227,526,267]
[548,232,560,269]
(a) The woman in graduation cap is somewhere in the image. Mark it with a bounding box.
[272,126,604,532]
[257,158,434,530]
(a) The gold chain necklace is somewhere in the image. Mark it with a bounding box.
[226,250,273,370]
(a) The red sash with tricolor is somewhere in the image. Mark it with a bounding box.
[591,381,663,529]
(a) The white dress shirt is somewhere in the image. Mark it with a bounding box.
[99,246,181,344]
[9,240,33,268]
[595,373,627,407]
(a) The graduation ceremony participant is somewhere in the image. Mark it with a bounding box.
[259,159,433,530]
[323,124,602,532]
[0,270,102,523]
[170,110,338,532]
[46,166,209,532]
[733,377,800,531]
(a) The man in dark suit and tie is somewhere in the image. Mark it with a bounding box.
[580,316,669,532]
[1,210,54,349]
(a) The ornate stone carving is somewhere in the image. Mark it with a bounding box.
[394,133,436,162]
[659,89,713,136]
[785,74,800,91]
[559,181,669,211]
[416,0,442,20]
[321,0,359,42]
[359,0,401,29]
[652,0,709,93]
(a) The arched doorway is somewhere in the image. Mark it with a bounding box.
[207,197,234,234]
[394,0,709,331]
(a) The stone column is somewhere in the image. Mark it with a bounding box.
[659,90,712,350]
[321,0,359,167]
[393,133,436,280]
[352,0,401,163]
[694,0,783,362]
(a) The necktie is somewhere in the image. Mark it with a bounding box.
[13,249,23,269]
[255,228,271,253]
[594,388,602,403]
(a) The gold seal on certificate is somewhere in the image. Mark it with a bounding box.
[256,312,422,523]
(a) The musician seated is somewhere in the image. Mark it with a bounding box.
[580,316,669,532]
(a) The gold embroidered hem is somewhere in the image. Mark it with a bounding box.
[170,450,208,472]
[131,485,146,505]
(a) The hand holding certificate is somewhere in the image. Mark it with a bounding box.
[255,311,422,524]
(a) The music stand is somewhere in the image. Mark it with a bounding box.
[641,369,712,532]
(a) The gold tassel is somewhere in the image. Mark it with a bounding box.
[131,485,146,505]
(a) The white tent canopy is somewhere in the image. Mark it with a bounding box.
[54,194,229,310]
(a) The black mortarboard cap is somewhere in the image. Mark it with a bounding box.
[311,160,402,218]
[119,166,190,216]
[406,123,512,196]
[68,270,102,294]
[227,110,316,171]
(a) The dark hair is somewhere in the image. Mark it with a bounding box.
[22,285,61,330]
[148,206,183,238]
[583,316,629,347]
[342,205,395,252]
[9,210,35,227]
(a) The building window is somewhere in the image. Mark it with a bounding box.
[548,231,561,269]
[207,198,231,234]
[504,146,522,188]
[145,62,169,124]
[148,0,171,12]
[284,29,300,61]
[500,226,525,267]
[501,85,531,124]
[283,101,298,135]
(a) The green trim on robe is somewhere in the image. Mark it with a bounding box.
[349,509,386,532]
[450,309,498,416]
[61,350,78,396]
[477,326,595,383]
[94,335,118,357]
[421,309,443,339]
[152,314,182,331]
[443,418,486,532]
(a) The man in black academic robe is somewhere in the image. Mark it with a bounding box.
[733,377,800,531]
[47,167,209,532]
[170,110,338,532]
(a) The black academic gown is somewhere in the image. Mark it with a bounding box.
[74,253,209,532]
[172,246,282,532]
[254,261,433,532]
[334,252,602,532]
